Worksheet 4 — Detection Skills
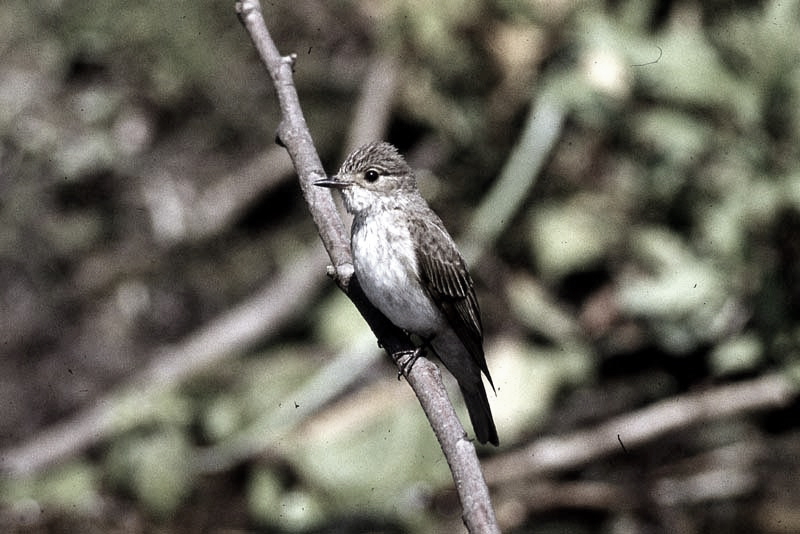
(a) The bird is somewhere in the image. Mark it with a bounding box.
[314,141,498,445]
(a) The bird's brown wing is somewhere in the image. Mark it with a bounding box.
[410,214,493,385]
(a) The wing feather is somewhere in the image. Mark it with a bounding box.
[410,214,492,382]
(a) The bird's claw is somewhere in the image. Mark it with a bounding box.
[395,347,425,380]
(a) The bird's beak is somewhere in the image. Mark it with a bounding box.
[314,175,351,189]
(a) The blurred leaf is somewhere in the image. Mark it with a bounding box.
[1,462,100,513]
[617,227,732,353]
[105,429,193,517]
[108,388,192,435]
[248,468,326,530]
[314,291,374,351]
[709,334,763,377]
[619,228,723,318]
[506,274,583,343]
[631,108,711,167]
[201,393,242,443]
[53,131,115,178]
[488,337,594,441]
[286,383,446,522]
[528,194,622,281]
[637,24,760,125]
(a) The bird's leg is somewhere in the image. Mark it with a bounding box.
[395,347,424,380]
[395,336,434,380]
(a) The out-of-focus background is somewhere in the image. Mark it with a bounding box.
[2,0,800,532]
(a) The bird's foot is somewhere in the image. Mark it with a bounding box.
[394,347,425,380]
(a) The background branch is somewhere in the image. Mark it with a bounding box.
[345,52,399,153]
[0,246,327,477]
[484,372,797,485]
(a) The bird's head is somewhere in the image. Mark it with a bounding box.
[315,142,417,214]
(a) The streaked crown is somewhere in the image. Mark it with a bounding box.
[332,142,420,213]
[339,142,413,179]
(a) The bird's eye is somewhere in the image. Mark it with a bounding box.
[364,169,380,182]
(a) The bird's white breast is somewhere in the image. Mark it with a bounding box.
[351,209,443,336]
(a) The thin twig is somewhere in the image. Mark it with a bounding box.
[235,2,499,532]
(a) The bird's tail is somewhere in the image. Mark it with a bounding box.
[460,383,499,446]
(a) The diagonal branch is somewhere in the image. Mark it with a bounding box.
[235,2,499,532]
[238,14,350,275]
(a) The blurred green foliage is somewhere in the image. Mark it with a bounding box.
[2,0,800,533]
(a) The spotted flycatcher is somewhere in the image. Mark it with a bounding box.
[315,142,498,445]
